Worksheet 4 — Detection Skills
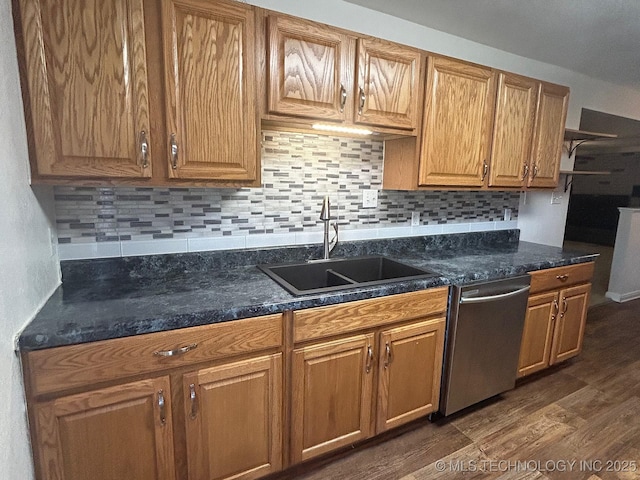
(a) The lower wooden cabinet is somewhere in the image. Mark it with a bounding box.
[183,354,283,480]
[376,319,445,432]
[518,264,593,378]
[33,376,177,480]
[291,334,375,463]
[290,314,446,463]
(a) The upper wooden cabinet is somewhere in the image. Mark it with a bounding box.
[488,72,538,188]
[162,0,258,181]
[266,15,423,132]
[267,15,355,122]
[418,56,496,187]
[17,0,152,178]
[528,82,570,188]
[16,0,260,185]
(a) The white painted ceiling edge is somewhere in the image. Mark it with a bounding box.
[248,0,640,127]
[345,0,640,90]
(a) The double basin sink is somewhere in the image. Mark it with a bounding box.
[258,255,438,296]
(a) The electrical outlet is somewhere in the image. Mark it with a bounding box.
[362,189,378,208]
[550,192,563,205]
[503,208,512,222]
[411,212,420,226]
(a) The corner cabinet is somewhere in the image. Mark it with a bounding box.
[290,288,447,464]
[16,0,152,178]
[518,262,593,378]
[162,0,258,181]
[418,56,496,187]
[265,14,423,133]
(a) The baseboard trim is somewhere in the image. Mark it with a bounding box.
[605,290,640,303]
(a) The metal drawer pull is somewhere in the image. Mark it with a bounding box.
[552,299,559,319]
[158,390,166,425]
[140,130,149,168]
[556,274,569,281]
[189,383,198,420]
[532,164,539,179]
[521,164,529,181]
[339,84,347,112]
[365,345,373,373]
[482,161,489,181]
[459,286,530,304]
[384,342,392,369]
[170,133,179,169]
[153,343,198,357]
[358,87,365,114]
[562,297,568,314]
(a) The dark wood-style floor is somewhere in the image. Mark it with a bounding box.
[286,299,640,480]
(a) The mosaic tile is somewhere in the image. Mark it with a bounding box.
[53,130,520,243]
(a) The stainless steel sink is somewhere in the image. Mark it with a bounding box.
[258,256,438,296]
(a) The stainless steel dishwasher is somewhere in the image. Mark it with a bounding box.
[439,275,531,415]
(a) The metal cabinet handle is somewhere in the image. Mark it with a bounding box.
[562,297,568,314]
[556,274,569,281]
[189,383,198,420]
[521,164,529,181]
[482,161,489,181]
[170,134,178,170]
[358,87,365,115]
[140,130,149,168]
[158,390,166,425]
[153,343,198,357]
[339,84,347,113]
[365,345,373,373]
[384,342,392,369]
[532,164,539,179]
[552,298,559,320]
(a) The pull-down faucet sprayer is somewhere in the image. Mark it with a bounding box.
[320,196,339,259]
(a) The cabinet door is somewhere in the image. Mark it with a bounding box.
[19,0,151,177]
[551,283,590,364]
[489,73,538,188]
[163,0,258,180]
[267,15,355,121]
[34,377,175,480]
[376,317,445,433]
[517,291,558,378]
[183,354,282,480]
[291,334,374,463]
[528,82,569,188]
[419,57,495,187]
[354,38,422,130]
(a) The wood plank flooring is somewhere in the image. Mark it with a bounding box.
[279,299,640,480]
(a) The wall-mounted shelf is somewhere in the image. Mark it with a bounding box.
[564,129,618,157]
[560,169,611,192]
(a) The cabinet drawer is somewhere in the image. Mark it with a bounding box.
[24,314,283,397]
[529,262,594,294]
[293,287,448,343]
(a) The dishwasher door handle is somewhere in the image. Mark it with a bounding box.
[460,285,530,304]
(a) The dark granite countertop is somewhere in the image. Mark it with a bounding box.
[19,230,598,351]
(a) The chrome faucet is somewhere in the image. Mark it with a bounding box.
[320,195,339,259]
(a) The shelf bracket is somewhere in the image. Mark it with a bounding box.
[567,139,593,157]
[564,174,573,193]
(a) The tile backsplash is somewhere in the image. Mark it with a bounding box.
[53,130,520,253]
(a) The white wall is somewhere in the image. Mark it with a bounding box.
[249,0,640,247]
[606,208,640,302]
[0,0,61,477]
